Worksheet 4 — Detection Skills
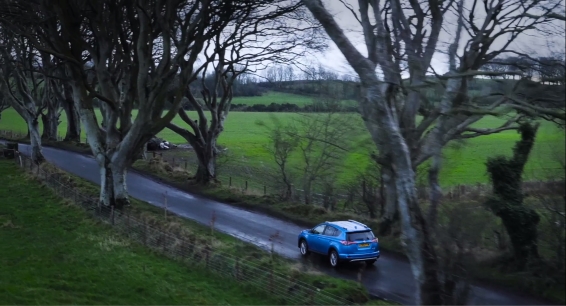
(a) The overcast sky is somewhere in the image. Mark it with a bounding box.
[302,0,566,78]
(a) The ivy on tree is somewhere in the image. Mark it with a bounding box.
[484,122,541,263]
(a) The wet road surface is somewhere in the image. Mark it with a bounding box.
[7,142,556,305]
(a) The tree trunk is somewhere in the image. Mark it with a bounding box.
[379,171,385,217]
[379,164,399,235]
[427,154,442,230]
[281,172,293,201]
[40,110,58,141]
[111,163,130,209]
[99,161,115,208]
[485,123,541,264]
[28,118,45,164]
[303,179,313,205]
[499,207,540,261]
[98,160,130,209]
[374,83,442,305]
[193,140,217,185]
[195,155,216,184]
[62,100,81,142]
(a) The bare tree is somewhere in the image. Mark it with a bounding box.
[37,54,64,141]
[285,65,295,81]
[292,103,358,205]
[0,0,255,208]
[259,115,300,200]
[0,34,46,163]
[352,162,384,219]
[302,0,563,303]
[167,0,325,185]
[266,66,277,83]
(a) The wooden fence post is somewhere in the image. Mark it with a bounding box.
[235,259,240,281]
[205,247,210,268]
[163,191,168,219]
[126,210,130,232]
[162,234,167,254]
[144,220,148,246]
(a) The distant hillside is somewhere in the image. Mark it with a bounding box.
[231,91,315,106]
[182,78,563,113]
[257,80,359,101]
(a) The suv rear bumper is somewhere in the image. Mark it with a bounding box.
[338,250,380,262]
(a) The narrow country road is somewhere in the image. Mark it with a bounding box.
[8,142,556,305]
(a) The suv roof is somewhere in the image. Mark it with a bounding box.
[326,220,370,232]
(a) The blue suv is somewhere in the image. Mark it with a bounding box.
[297,220,380,268]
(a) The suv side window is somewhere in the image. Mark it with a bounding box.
[323,226,336,236]
[312,224,326,234]
[333,228,343,237]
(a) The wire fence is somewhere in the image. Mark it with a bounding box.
[9,150,358,306]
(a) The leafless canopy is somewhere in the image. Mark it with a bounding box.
[165,0,326,184]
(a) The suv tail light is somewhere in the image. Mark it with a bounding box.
[371,238,378,243]
[340,240,356,245]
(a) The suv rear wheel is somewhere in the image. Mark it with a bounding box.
[329,249,339,268]
[299,239,310,256]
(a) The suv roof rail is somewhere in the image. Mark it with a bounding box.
[348,219,368,228]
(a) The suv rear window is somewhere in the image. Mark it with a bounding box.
[347,231,375,241]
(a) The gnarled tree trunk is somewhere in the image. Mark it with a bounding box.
[40,110,59,141]
[97,160,129,209]
[194,140,217,184]
[62,86,81,142]
[374,83,443,305]
[427,152,442,229]
[380,164,399,235]
[27,117,45,164]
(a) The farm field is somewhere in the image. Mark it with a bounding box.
[0,159,279,305]
[231,91,358,107]
[231,91,317,106]
[0,105,564,186]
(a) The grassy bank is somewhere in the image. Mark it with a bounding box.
[0,144,387,305]
[0,159,283,305]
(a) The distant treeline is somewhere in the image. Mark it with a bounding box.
[181,101,359,113]
[92,77,563,111]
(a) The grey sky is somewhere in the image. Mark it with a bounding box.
[305,0,566,77]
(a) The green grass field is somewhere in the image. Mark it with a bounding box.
[1,101,564,186]
[0,159,284,305]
